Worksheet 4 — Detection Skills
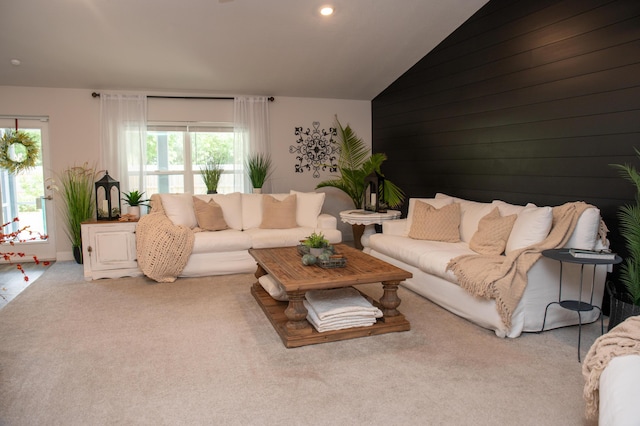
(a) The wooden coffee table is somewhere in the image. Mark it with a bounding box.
[249,244,412,348]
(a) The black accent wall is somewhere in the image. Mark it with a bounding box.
[372,0,640,259]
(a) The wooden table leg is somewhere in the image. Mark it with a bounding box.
[379,280,402,317]
[284,291,310,331]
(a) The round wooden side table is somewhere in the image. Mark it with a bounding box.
[339,209,401,250]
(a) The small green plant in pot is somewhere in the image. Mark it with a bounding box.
[609,149,640,329]
[122,190,149,219]
[201,157,225,194]
[303,231,329,256]
[245,153,272,193]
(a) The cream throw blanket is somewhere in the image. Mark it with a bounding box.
[446,201,593,329]
[136,212,195,283]
[582,315,640,420]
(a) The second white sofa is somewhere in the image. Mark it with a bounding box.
[137,191,342,281]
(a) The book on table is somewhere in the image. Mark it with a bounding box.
[568,248,616,260]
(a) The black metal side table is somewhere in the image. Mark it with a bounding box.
[540,248,622,362]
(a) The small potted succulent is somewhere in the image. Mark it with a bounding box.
[122,190,149,219]
[303,231,329,256]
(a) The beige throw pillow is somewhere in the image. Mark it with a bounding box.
[469,207,517,255]
[260,194,298,229]
[192,196,229,231]
[408,201,461,242]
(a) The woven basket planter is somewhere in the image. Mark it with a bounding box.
[607,281,640,331]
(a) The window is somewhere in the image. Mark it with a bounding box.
[144,123,240,194]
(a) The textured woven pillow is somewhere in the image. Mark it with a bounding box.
[260,194,297,229]
[192,196,229,231]
[408,201,461,242]
[469,207,517,255]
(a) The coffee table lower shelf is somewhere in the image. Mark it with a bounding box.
[251,283,410,348]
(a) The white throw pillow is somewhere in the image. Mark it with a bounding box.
[564,207,601,250]
[458,199,494,243]
[196,192,243,230]
[406,197,453,235]
[160,193,197,228]
[492,200,527,217]
[290,190,326,228]
[505,205,553,253]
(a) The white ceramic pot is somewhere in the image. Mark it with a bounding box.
[252,188,262,194]
[128,205,140,219]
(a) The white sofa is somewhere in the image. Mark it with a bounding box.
[138,191,342,280]
[363,193,610,338]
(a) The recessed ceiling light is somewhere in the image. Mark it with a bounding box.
[10,59,21,66]
[320,6,333,16]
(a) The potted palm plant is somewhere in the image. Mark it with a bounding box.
[316,116,404,210]
[609,149,640,329]
[246,153,272,193]
[201,157,225,194]
[55,163,99,263]
[122,190,149,219]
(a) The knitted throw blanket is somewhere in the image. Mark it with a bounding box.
[582,315,640,420]
[446,201,592,329]
[136,212,195,283]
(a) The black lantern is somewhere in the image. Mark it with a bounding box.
[364,171,386,213]
[95,171,121,220]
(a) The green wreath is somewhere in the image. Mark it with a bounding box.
[0,131,39,175]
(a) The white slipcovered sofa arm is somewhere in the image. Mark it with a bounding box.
[382,218,408,236]
[316,213,337,229]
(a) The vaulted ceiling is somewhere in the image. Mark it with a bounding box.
[0,0,488,100]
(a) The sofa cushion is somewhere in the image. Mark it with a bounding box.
[160,193,198,228]
[505,205,553,253]
[469,207,517,255]
[417,242,475,282]
[195,192,243,231]
[290,190,326,228]
[406,197,453,236]
[246,227,316,249]
[408,201,461,242]
[260,194,298,229]
[192,196,228,231]
[563,207,601,250]
[191,229,252,254]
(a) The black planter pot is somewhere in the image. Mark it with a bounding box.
[607,281,640,331]
[72,246,83,264]
[207,190,217,194]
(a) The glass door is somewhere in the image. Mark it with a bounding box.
[0,117,56,261]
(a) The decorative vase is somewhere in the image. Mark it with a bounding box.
[253,188,262,194]
[310,247,324,256]
[128,205,140,219]
[73,246,83,264]
[607,281,640,331]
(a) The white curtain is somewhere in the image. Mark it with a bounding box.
[233,96,270,193]
[100,93,148,195]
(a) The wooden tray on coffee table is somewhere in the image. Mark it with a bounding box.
[249,244,412,348]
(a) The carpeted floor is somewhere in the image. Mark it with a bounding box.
[0,261,600,425]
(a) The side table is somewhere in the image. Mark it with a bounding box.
[339,209,401,250]
[540,248,622,362]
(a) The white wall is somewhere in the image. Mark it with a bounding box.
[0,86,370,258]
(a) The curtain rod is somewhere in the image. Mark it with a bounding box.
[91,92,274,102]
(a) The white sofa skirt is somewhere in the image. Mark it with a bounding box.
[365,248,607,338]
[180,251,257,277]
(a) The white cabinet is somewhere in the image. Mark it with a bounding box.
[81,221,142,280]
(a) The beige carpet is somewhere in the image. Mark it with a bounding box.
[0,261,600,425]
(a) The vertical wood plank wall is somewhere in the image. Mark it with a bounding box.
[372,0,640,258]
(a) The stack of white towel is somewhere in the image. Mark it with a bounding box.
[304,287,383,332]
